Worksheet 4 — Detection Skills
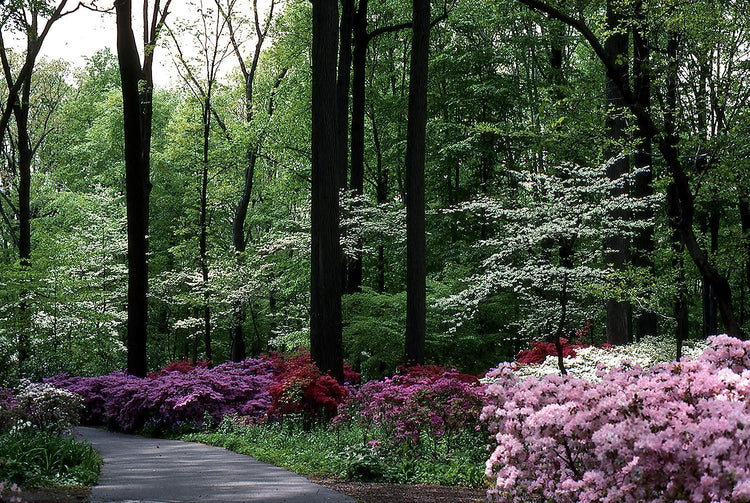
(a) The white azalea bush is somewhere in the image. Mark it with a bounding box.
[10,381,83,434]
[486,336,707,382]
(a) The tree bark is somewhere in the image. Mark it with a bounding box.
[604,0,632,345]
[116,0,150,377]
[632,0,658,339]
[405,0,430,365]
[310,0,344,382]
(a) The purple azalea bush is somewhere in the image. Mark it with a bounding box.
[483,335,750,503]
[47,358,275,432]
[335,366,485,444]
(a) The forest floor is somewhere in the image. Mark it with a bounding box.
[12,483,485,503]
[313,478,487,503]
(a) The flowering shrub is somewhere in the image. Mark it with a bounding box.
[0,388,17,432]
[482,335,750,503]
[0,480,21,503]
[499,335,708,381]
[48,357,274,432]
[335,366,485,444]
[0,382,82,435]
[267,351,349,419]
[11,381,83,434]
[147,359,210,378]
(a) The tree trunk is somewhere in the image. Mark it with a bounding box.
[346,0,368,295]
[740,197,750,326]
[116,0,150,377]
[310,0,344,382]
[632,0,658,339]
[372,106,387,293]
[405,0,430,365]
[200,106,211,364]
[604,0,632,345]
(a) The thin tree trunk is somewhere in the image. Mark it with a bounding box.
[405,0,430,365]
[200,106,211,364]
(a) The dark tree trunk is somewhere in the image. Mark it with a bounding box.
[740,197,750,326]
[404,0,430,365]
[372,106,387,293]
[664,33,688,354]
[699,210,720,337]
[604,0,632,345]
[200,106,212,364]
[337,0,354,191]
[346,0,368,295]
[632,0,658,339]
[12,78,32,374]
[311,0,343,382]
[116,0,150,377]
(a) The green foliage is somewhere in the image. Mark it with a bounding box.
[343,290,406,380]
[183,416,486,487]
[0,431,101,488]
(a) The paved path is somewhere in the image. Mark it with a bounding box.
[74,427,355,503]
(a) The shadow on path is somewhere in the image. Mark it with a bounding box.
[75,427,354,503]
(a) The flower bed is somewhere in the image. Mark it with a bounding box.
[482,335,750,502]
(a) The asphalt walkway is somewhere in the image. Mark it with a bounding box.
[74,427,355,503]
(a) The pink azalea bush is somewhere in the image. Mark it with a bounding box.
[335,365,485,444]
[482,335,750,503]
[47,357,275,432]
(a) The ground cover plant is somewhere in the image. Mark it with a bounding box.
[483,335,750,502]
[0,383,100,492]
[184,364,487,487]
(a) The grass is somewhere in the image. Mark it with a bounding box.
[182,417,487,487]
[0,430,101,488]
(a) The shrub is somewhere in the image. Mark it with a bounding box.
[0,480,21,503]
[0,430,101,488]
[48,357,275,432]
[0,388,17,432]
[12,381,83,435]
[335,365,485,445]
[497,335,708,382]
[266,351,349,420]
[482,335,750,503]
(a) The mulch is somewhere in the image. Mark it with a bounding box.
[312,479,487,503]
[7,487,89,503]
[8,481,486,503]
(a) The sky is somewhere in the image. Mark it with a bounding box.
[20,0,274,88]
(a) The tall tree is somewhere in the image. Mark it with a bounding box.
[219,0,279,361]
[404,0,430,365]
[310,0,343,381]
[603,0,632,345]
[115,0,171,377]
[0,0,72,375]
[167,0,233,364]
[516,0,742,337]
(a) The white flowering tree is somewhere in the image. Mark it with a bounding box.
[438,162,657,344]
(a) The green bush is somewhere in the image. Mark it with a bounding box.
[0,430,101,488]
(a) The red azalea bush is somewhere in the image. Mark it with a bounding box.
[515,323,607,364]
[335,365,485,445]
[266,351,350,419]
[483,335,750,503]
[147,359,210,378]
